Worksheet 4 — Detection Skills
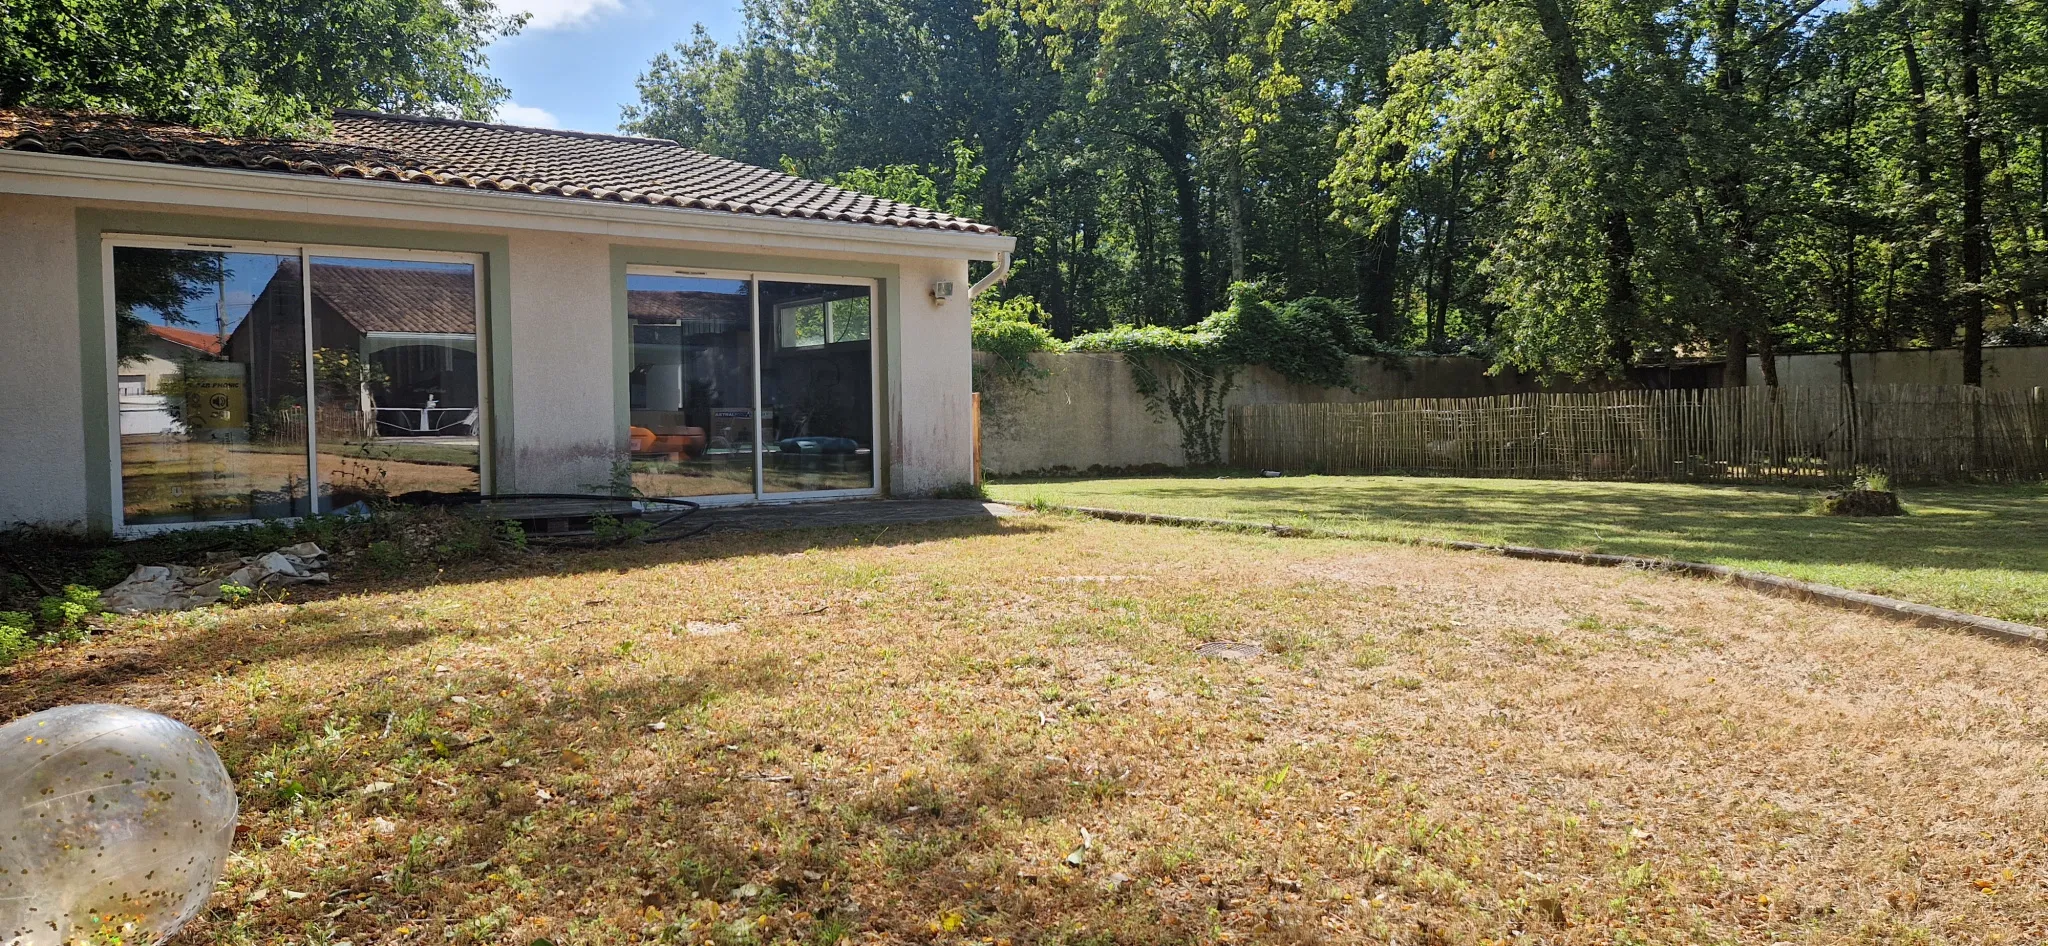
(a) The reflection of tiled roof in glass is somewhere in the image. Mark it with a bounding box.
[627,290,749,328]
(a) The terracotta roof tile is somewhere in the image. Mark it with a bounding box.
[0,108,999,235]
[145,323,228,356]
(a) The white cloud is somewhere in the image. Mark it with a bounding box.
[500,0,624,30]
[496,102,562,128]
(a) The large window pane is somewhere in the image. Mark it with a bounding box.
[759,280,875,494]
[309,257,482,511]
[627,275,756,497]
[115,248,313,524]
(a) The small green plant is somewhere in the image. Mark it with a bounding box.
[497,519,529,550]
[1855,470,1892,492]
[0,611,33,665]
[589,513,652,543]
[218,582,256,606]
[36,584,102,642]
[583,458,646,499]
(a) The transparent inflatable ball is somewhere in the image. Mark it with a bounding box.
[0,704,237,945]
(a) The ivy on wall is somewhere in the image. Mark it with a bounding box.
[1061,284,1394,466]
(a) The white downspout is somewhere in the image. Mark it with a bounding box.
[967,250,1012,299]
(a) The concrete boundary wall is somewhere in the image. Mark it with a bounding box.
[1746,346,2048,391]
[975,352,1553,474]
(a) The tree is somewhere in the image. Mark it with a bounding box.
[0,0,521,134]
[624,0,2048,378]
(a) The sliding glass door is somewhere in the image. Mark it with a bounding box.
[759,280,875,494]
[624,268,877,502]
[110,239,485,528]
[626,274,757,498]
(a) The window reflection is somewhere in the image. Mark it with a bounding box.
[114,248,313,524]
[307,257,481,511]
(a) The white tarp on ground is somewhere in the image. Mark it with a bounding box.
[101,543,330,614]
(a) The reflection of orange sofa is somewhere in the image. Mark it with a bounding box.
[629,425,708,459]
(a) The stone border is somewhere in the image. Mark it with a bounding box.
[1055,505,2048,647]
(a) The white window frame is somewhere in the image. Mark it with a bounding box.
[627,265,881,504]
[102,233,490,534]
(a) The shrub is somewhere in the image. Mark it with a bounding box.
[971,293,1063,377]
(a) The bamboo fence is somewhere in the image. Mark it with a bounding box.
[1228,384,2048,483]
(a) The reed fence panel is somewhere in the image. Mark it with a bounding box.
[1228,385,2048,483]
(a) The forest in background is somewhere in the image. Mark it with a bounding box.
[623,0,2048,383]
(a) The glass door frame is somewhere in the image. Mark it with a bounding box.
[101,233,491,533]
[625,265,881,504]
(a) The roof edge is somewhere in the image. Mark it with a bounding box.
[331,109,680,147]
[0,148,1017,257]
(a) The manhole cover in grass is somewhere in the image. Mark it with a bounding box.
[1195,641,1265,660]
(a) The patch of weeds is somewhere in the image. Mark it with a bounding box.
[809,915,854,945]
[218,582,256,607]
[391,832,438,896]
[1349,643,1389,669]
[932,480,990,501]
[455,905,515,943]
[950,730,988,764]
[364,540,412,577]
[1569,614,1632,635]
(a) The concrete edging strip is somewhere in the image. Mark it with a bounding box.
[1057,505,2048,647]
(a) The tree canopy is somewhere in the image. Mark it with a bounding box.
[630,0,2048,383]
[0,0,522,134]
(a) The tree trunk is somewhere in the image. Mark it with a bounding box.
[1725,326,1749,387]
[1839,60,1861,389]
[1960,0,1986,386]
[1603,208,1638,371]
[1842,236,1858,388]
[1531,0,1639,373]
[1900,18,1950,334]
[1432,149,1466,345]
[1225,148,1248,284]
[1157,112,1209,324]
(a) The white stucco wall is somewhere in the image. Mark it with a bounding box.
[0,189,986,530]
[0,194,87,528]
[502,230,619,493]
[887,256,975,495]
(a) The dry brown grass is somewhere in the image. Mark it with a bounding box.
[3,513,2044,945]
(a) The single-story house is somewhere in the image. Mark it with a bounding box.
[0,109,1012,533]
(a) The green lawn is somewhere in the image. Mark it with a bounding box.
[990,474,2048,626]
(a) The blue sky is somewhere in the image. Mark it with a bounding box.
[488,0,747,134]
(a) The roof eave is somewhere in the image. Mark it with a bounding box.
[0,149,1016,259]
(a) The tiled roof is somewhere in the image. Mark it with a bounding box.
[0,109,998,235]
[145,323,228,355]
[242,259,477,336]
[627,289,748,323]
[308,261,477,335]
